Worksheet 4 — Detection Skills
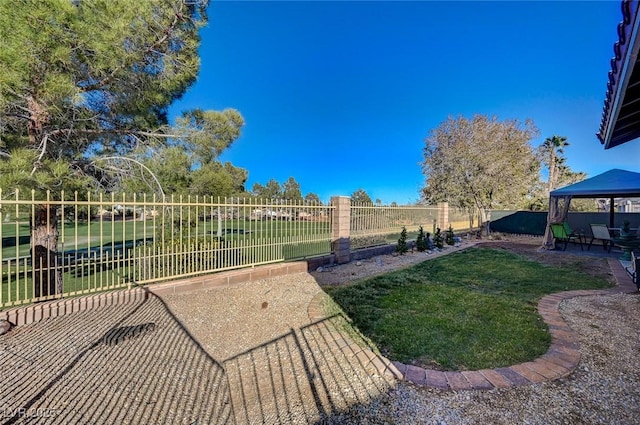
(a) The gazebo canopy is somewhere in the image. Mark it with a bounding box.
[550,169,640,199]
[543,168,640,248]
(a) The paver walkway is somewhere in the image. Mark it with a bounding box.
[309,257,638,391]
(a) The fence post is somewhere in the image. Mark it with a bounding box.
[331,196,351,264]
[438,202,449,230]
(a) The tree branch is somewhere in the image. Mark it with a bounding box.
[48,127,183,140]
[79,1,188,93]
[91,156,165,197]
[30,133,49,176]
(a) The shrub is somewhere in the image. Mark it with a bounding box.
[433,227,444,249]
[445,225,455,246]
[416,226,428,252]
[139,236,242,280]
[351,235,388,250]
[396,226,409,255]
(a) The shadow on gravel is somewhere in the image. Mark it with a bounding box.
[0,294,398,424]
[0,290,232,425]
[223,313,397,424]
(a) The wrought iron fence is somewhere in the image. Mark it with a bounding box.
[0,190,333,309]
[448,208,478,234]
[1,189,455,310]
[349,202,440,249]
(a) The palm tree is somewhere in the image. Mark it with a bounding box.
[540,135,569,194]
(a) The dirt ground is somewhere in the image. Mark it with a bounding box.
[311,236,617,288]
[480,238,616,284]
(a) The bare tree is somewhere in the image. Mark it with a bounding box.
[421,115,540,235]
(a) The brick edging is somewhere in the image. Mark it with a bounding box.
[308,256,638,391]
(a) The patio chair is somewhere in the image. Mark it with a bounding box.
[550,223,584,251]
[587,223,614,252]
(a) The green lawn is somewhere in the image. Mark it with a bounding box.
[323,247,612,371]
[1,218,331,259]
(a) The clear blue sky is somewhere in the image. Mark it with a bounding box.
[169,0,640,204]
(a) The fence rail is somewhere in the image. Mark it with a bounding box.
[1,190,457,310]
[1,190,333,309]
[349,203,441,249]
[448,208,479,234]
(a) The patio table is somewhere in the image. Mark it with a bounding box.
[611,227,640,261]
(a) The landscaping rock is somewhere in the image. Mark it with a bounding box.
[0,319,10,335]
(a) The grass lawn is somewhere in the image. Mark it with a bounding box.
[323,247,612,371]
[1,219,331,259]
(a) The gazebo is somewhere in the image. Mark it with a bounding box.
[542,169,640,248]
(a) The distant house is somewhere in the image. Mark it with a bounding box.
[596,197,640,212]
[597,0,640,149]
[618,198,640,212]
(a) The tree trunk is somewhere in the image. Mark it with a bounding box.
[479,208,492,236]
[548,150,556,194]
[32,204,62,299]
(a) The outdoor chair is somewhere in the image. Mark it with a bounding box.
[550,223,584,251]
[624,251,639,290]
[588,223,614,252]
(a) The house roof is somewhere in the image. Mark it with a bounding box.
[597,0,640,149]
[550,168,640,198]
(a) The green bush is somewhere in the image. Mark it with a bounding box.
[416,226,428,252]
[139,236,242,280]
[433,227,444,249]
[351,235,388,250]
[445,225,455,246]
[396,226,409,255]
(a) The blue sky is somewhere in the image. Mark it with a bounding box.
[170,0,640,204]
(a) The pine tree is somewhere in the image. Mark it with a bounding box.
[433,227,444,249]
[396,226,409,255]
[0,0,209,297]
[416,226,428,252]
[445,225,455,245]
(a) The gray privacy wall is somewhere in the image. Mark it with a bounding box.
[490,211,640,237]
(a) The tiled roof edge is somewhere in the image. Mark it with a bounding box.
[597,0,640,144]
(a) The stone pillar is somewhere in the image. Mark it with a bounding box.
[331,196,351,264]
[437,202,449,231]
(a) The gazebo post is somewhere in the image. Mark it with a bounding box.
[609,197,615,228]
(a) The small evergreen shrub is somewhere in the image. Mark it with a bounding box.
[445,225,455,246]
[416,226,428,252]
[433,227,444,249]
[396,226,409,255]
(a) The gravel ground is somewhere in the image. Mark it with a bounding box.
[311,244,472,287]
[162,274,397,425]
[1,238,638,424]
[325,293,640,425]
[162,238,640,424]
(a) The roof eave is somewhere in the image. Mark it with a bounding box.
[598,0,640,149]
